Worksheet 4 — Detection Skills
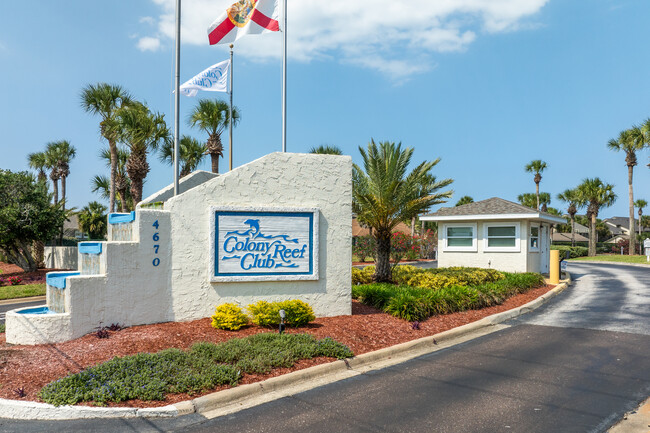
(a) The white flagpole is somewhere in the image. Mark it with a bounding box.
[173,0,181,195]
[229,44,234,171]
[281,0,287,152]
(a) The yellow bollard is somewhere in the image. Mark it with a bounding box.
[549,249,560,284]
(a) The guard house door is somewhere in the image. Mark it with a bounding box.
[540,224,550,274]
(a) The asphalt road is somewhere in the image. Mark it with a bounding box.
[0,299,45,324]
[1,262,648,432]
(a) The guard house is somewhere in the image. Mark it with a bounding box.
[421,197,566,273]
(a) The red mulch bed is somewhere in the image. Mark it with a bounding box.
[0,284,553,408]
[0,262,69,286]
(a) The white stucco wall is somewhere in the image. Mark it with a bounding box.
[438,219,541,273]
[7,152,352,345]
[44,246,78,270]
[164,152,352,320]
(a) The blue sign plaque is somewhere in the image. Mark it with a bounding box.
[210,207,319,282]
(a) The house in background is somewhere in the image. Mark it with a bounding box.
[551,231,589,243]
[421,197,566,274]
[601,216,650,244]
[352,217,411,238]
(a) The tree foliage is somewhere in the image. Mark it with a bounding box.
[353,140,453,282]
[576,177,616,256]
[78,201,108,240]
[189,99,240,174]
[0,170,65,271]
[455,196,474,206]
[309,145,343,155]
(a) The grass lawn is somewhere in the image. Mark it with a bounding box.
[570,255,649,265]
[0,283,46,300]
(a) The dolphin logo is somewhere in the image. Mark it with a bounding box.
[244,219,260,236]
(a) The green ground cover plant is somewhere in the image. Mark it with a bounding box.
[0,323,5,333]
[570,255,649,265]
[352,266,545,321]
[39,333,353,406]
[0,283,45,300]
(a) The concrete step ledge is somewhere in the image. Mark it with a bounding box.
[0,275,571,420]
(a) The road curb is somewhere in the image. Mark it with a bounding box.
[569,260,649,268]
[0,296,46,306]
[0,275,571,420]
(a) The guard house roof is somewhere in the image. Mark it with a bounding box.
[421,197,567,224]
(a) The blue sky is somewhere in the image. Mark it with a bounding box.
[1,0,649,218]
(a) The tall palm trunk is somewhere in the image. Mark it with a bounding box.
[109,140,118,213]
[126,150,149,206]
[570,215,575,247]
[589,211,597,257]
[210,154,220,174]
[373,231,392,282]
[59,175,67,244]
[627,165,635,255]
[33,240,45,268]
[51,177,59,205]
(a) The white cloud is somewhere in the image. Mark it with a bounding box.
[137,36,162,52]
[139,16,156,25]
[142,0,548,78]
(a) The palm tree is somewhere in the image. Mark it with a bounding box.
[524,160,548,210]
[27,151,49,267]
[608,127,646,255]
[309,145,343,155]
[188,99,240,174]
[81,83,133,212]
[635,199,647,253]
[51,140,76,215]
[576,178,616,256]
[113,102,170,204]
[44,142,62,205]
[98,147,132,212]
[455,196,474,206]
[27,152,48,184]
[518,192,551,211]
[78,201,108,240]
[159,135,207,178]
[353,140,453,282]
[557,188,582,247]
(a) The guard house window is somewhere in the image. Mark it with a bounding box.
[443,223,477,252]
[484,223,520,252]
[530,226,539,251]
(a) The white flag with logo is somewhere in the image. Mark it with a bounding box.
[179,59,230,97]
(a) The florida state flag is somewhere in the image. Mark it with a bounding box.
[208,0,280,45]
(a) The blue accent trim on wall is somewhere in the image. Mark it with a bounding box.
[78,242,102,255]
[214,211,315,278]
[108,211,136,224]
[46,272,81,289]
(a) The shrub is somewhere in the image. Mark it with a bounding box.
[551,245,588,258]
[247,299,316,327]
[211,303,249,331]
[391,232,418,263]
[352,267,373,285]
[353,270,545,321]
[353,235,375,262]
[611,239,629,255]
[401,267,503,289]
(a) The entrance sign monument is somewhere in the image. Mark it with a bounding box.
[6,153,352,345]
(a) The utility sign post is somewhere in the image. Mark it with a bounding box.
[210,207,319,282]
